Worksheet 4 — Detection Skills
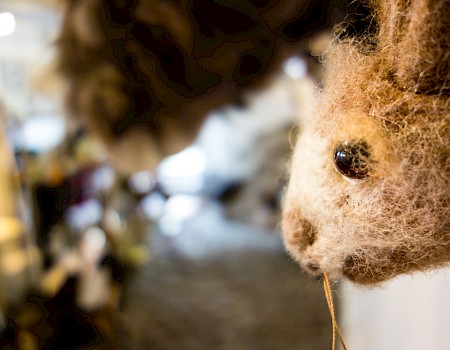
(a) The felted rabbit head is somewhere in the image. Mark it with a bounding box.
[282,0,450,285]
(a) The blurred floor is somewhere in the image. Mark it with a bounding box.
[122,200,332,350]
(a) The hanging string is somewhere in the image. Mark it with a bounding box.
[323,273,348,350]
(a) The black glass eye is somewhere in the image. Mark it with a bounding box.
[334,141,371,179]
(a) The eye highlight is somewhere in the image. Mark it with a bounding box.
[334,141,371,180]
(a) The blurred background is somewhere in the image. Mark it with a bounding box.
[0,1,449,350]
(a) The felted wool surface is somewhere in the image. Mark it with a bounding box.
[56,0,347,173]
[282,0,450,285]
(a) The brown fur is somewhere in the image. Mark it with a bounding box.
[57,0,346,173]
[282,0,450,285]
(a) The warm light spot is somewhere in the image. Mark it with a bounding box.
[1,251,28,275]
[0,217,22,244]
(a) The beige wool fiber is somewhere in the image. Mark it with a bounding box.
[282,0,450,285]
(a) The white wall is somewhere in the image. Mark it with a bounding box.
[340,266,450,350]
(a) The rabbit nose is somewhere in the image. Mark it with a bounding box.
[297,219,317,248]
[283,211,317,252]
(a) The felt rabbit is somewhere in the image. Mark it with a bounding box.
[282,0,450,285]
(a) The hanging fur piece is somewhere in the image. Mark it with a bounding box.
[57,0,347,173]
[282,0,450,285]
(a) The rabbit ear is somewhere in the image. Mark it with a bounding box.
[378,0,450,94]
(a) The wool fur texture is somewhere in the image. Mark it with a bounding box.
[282,0,450,285]
[57,0,346,173]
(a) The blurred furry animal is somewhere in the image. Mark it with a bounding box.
[57,0,346,173]
[282,0,450,285]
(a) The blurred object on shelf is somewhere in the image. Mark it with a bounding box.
[0,113,41,332]
[25,128,152,275]
[1,127,153,347]
[0,277,119,350]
